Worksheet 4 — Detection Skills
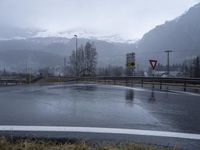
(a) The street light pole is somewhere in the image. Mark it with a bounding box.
[74,35,78,77]
[165,50,172,77]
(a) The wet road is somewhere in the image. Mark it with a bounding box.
[0,83,200,149]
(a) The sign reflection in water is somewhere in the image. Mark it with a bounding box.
[125,89,134,106]
[149,90,156,103]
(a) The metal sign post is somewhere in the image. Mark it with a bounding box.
[126,52,135,76]
[149,59,158,89]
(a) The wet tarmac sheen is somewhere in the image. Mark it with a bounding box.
[0,84,200,149]
[0,84,200,150]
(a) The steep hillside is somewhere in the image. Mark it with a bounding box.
[136,2,200,64]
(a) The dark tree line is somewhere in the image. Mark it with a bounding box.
[182,56,200,78]
[193,56,200,77]
[156,63,182,71]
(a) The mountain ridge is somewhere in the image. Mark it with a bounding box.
[135,2,200,65]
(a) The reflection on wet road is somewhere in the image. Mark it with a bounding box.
[0,83,200,134]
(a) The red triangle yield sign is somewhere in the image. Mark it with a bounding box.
[149,59,157,70]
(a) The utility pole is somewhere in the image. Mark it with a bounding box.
[64,57,67,76]
[74,35,78,77]
[26,61,31,84]
[164,50,172,77]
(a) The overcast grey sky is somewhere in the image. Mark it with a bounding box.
[0,0,200,40]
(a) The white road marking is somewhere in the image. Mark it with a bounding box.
[42,83,200,97]
[0,126,200,140]
[116,85,200,97]
[169,90,200,97]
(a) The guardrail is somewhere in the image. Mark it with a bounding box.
[67,76,200,91]
[0,78,27,86]
[0,75,46,85]
[1,75,199,91]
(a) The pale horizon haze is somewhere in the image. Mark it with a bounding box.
[0,0,200,41]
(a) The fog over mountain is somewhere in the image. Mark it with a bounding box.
[1,0,197,40]
[0,49,62,72]
[0,37,134,71]
[0,2,200,71]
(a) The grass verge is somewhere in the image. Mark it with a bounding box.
[0,137,178,150]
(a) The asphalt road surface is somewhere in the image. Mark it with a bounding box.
[0,83,200,149]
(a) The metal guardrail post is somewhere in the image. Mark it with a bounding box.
[152,77,155,89]
[131,77,133,87]
[114,79,116,85]
[184,79,187,92]
[141,78,143,87]
[160,81,162,90]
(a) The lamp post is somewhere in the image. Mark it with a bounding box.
[74,35,78,76]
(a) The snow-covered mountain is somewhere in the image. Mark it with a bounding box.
[34,30,136,43]
[0,27,136,44]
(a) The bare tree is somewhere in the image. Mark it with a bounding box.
[84,42,97,76]
[69,42,97,76]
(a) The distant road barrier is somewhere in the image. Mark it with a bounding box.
[58,76,200,91]
[0,78,27,86]
[1,75,199,91]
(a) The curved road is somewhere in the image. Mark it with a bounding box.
[0,83,200,149]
